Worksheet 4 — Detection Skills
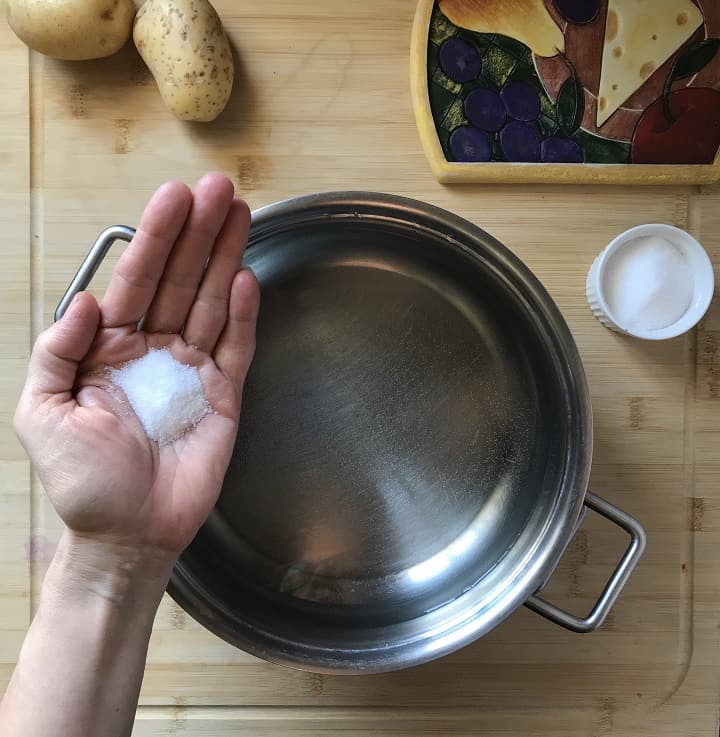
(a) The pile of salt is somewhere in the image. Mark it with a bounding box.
[603,235,694,331]
[110,348,209,445]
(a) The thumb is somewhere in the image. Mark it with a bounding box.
[24,291,100,402]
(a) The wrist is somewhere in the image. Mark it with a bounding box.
[42,531,175,610]
[11,531,172,737]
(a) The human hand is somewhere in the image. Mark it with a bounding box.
[14,173,260,570]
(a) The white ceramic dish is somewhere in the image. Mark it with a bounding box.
[587,224,715,340]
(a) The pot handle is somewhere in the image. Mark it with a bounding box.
[55,225,136,321]
[524,491,647,633]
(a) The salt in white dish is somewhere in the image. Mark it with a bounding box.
[586,224,715,341]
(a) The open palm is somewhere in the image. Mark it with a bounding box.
[14,174,260,556]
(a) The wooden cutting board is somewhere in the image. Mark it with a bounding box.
[1,2,720,735]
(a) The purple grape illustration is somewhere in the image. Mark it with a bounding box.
[541,137,583,163]
[500,121,540,162]
[449,126,492,162]
[554,0,600,25]
[500,80,541,122]
[464,88,506,132]
[439,37,482,84]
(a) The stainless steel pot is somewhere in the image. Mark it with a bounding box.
[57,193,646,674]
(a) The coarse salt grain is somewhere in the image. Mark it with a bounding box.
[110,348,209,445]
[603,235,695,332]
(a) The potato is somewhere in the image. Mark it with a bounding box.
[6,0,135,60]
[133,0,234,122]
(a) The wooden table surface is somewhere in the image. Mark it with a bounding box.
[1,2,720,735]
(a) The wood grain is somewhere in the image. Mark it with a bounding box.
[0,0,31,688]
[1,1,719,735]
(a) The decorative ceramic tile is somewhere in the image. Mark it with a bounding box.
[412,0,720,182]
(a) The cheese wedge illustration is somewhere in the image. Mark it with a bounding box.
[597,0,703,127]
[438,0,565,58]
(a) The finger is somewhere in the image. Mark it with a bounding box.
[183,199,251,353]
[24,292,100,401]
[214,269,260,389]
[144,172,235,334]
[101,180,193,328]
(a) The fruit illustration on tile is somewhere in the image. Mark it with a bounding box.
[631,39,720,164]
[438,0,565,56]
[420,0,720,170]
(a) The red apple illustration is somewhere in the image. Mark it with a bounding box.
[632,38,720,165]
[632,87,720,164]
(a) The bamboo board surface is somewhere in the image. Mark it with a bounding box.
[1,2,719,735]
